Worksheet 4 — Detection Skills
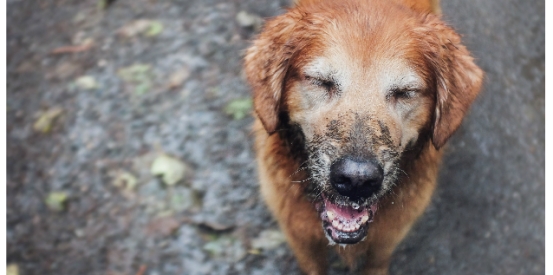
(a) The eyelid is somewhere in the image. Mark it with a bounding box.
[388,88,418,99]
[304,74,340,97]
[305,75,336,88]
[305,75,330,82]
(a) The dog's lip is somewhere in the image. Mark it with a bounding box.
[323,220,369,244]
[317,195,377,244]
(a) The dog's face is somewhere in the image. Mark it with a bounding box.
[245,0,483,244]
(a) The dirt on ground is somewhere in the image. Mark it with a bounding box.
[7,0,544,275]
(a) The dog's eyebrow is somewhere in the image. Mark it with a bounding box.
[383,67,425,91]
[303,58,338,79]
[303,70,338,81]
[389,81,421,91]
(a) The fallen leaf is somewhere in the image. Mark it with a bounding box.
[117,64,154,95]
[145,21,163,37]
[97,0,117,10]
[134,81,150,95]
[150,154,187,186]
[118,64,151,81]
[250,229,286,250]
[224,98,252,120]
[146,216,181,237]
[48,62,82,80]
[51,38,94,54]
[203,235,246,261]
[166,67,190,90]
[206,87,220,100]
[118,20,152,38]
[118,19,163,38]
[33,107,63,133]
[203,237,226,256]
[169,187,196,212]
[45,191,69,212]
[16,60,37,73]
[111,170,138,191]
[74,75,99,90]
[200,219,234,231]
[74,229,85,238]
[97,0,107,10]
[7,264,19,275]
[236,11,263,30]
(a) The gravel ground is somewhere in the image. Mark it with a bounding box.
[7,0,544,274]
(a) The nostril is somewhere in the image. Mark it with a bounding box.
[329,174,353,194]
[330,157,384,199]
[333,175,351,185]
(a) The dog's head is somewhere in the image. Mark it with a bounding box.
[245,0,483,244]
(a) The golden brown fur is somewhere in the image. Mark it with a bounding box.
[244,0,483,274]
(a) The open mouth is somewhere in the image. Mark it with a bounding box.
[317,195,378,244]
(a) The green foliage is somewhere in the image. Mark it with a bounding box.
[224,98,252,120]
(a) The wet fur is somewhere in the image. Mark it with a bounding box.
[306,116,403,208]
[245,0,483,274]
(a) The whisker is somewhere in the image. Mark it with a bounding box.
[397,167,409,179]
[283,180,301,195]
[291,176,314,183]
[288,160,309,178]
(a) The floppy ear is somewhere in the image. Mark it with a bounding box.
[244,13,301,134]
[420,15,484,149]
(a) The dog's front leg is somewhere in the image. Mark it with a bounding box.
[283,223,329,275]
[260,180,329,274]
[360,247,392,275]
[280,204,329,275]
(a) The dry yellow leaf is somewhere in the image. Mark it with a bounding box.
[33,107,63,133]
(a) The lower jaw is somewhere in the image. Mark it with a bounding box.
[323,221,369,244]
[315,192,379,245]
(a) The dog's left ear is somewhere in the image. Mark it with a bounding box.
[244,12,301,134]
[419,15,484,149]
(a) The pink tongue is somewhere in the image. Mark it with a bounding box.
[324,198,368,222]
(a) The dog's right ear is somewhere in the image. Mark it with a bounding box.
[244,12,301,134]
[418,14,484,149]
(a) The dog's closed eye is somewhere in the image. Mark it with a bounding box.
[305,75,340,95]
[388,88,418,100]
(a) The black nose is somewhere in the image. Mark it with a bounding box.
[329,157,384,200]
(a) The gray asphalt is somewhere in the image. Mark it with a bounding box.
[6,0,544,274]
[389,0,544,274]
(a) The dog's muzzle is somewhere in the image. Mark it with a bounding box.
[318,156,384,244]
[330,157,384,200]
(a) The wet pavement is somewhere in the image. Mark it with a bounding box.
[7,0,544,274]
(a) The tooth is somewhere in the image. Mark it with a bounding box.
[360,215,369,224]
[327,210,336,221]
[332,220,339,228]
[352,202,359,210]
[337,223,344,231]
[354,223,360,230]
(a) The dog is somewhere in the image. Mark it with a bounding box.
[244,0,483,274]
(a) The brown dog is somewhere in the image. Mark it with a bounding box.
[244,0,483,274]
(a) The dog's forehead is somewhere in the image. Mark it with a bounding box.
[302,54,425,92]
[295,2,430,91]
